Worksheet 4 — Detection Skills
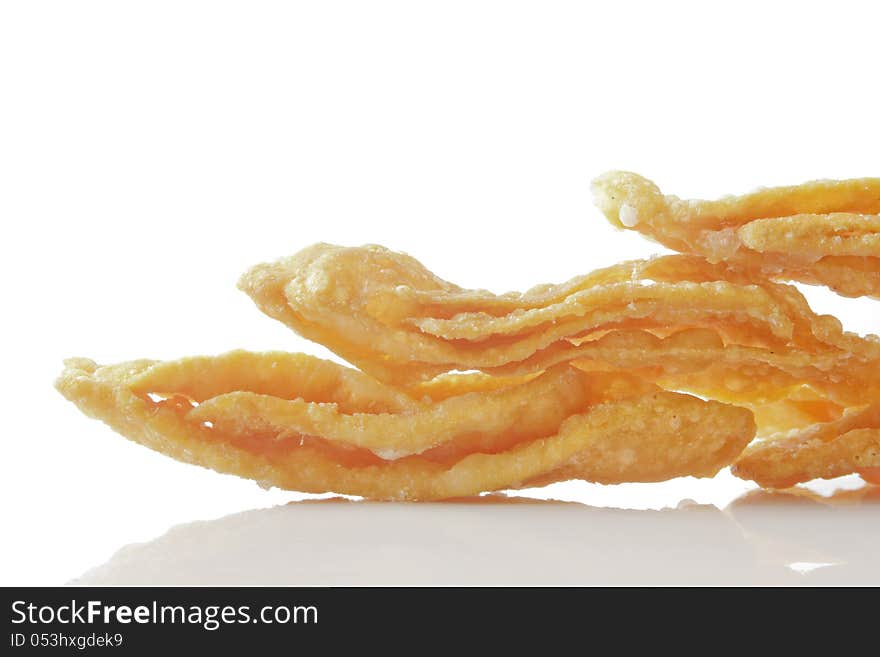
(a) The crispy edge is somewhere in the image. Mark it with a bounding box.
[732,404,880,488]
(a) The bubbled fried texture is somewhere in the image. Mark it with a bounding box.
[56,354,754,500]
[57,172,880,495]
[592,171,880,298]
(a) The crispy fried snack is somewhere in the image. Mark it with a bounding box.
[55,352,755,500]
[240,244,880,405]
[732,404,880,488]
[238,242,880,489]
[592,171,880,298]
[58,169,880,496]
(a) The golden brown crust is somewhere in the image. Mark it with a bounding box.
[592,171,880,298]
[732,405,880,488]
[55,353,755,500]
[240,244,880,391]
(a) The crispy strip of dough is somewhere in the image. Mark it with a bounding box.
[592,171,880,298]
[732,404,880,488]
[129,348,537,406]
[175,358,610,458]
[241,243,880,386]
[127,350,417,414]
[91,351,659,459]
[55,357,755,500]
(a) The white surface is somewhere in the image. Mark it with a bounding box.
[76,484,880,586]
[1,1,878,585]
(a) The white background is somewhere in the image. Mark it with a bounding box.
[1,1,878,585]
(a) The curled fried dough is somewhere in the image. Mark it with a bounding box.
[732,404,880,488]
[55,356,755,500]
[240,243,880,388]
[592,171,880,298]
[55,160,880,498]
[156,355,617,459]
[128,349,537,406]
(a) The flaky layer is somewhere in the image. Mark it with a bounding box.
[240,244,880,416]
[592,171,880,298]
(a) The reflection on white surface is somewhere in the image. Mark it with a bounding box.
[74,485,880,586]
